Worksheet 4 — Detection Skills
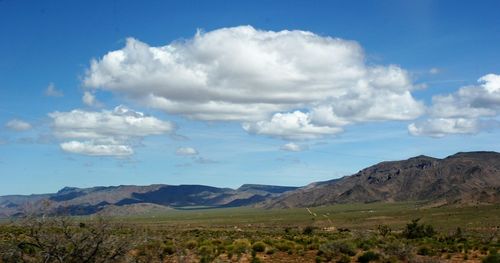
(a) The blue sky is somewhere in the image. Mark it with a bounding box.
[1,0,499,195]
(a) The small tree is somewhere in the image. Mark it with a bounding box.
[7,216,129,263]
[403,218,436,239]
[377,224,391,237]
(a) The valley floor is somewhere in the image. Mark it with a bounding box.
[1,202,499,262]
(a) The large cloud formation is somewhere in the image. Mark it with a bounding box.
[83,26,424,140]
[409,74,500,137]
[49,105,174,156]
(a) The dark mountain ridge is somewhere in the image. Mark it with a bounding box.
[0,183,298,217]
[1,151,498,217]
[262,151,500,208]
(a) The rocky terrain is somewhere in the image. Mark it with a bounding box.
[0,184,298,217]
[1,151,498,217]
[263,151,500,208]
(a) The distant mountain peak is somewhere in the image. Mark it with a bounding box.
[56,187,80,194]
[1,151,499,216]
[409,155,437,160]
[263,151,500,208]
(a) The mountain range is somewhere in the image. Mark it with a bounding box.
[1,151,499,217]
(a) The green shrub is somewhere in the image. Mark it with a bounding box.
[377,225,391,237]
[319,240,357,260]
[276,240,295,253]
[252,241,266,253]
[198,245,215,255]
[482,253,500,263]
[251,256,262,263]
[266,248,276,255]
[198,245,216,262]
[163,244,175,255]
[355,235,378,251]
[383,242,414,260]
[417,246,433,256]
[357,251,380,263]
[337,254,351,263]
[232,239,251,254]
[303,226,315,235]
[403,219,436,239]
[186,239,198,249]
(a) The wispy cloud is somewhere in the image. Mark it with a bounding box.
[44,83,64,97]
[429,67,440,75]
[82,91,102,107]
[5,119,32,131]
[175,146,218,165]
[280,142,308,152]
[175,147,198,156]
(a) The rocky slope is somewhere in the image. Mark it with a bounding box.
[0,184,297,217]
[1,151,498,216]
[263,151,500,208]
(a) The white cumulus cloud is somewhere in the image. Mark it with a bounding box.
[243,111,342,140]
[5,119,32,131]
[83,26,424,140]
[408,118,479,137]
[49,105,174,156]
[409,73,500,137]
[280,142,308,152]
[175,147,198,156]
[60,141,133,156]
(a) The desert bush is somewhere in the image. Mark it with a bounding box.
[250,249,263,263]
[382,241,414,261]
[318,240,356,261]
[328,240,356,256]
[482,252,500,263]
[337,254,351,263]
[303,226,315,235]
[252,241,266,252]
[377,224,391,237]
[417,245,433,256]
[266,247,276,255]
[251,255,262,263]
[275,240,295,253]
[357,251,380,263]
[2,216,129,263]
[226,244,234,259]
[185,239,198,249]
[403,219,436,239]
[198,245,217,263]
[356,236,378,251]
[163,243,175,255]
[133,239,176,262]
[232,239,251,255]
